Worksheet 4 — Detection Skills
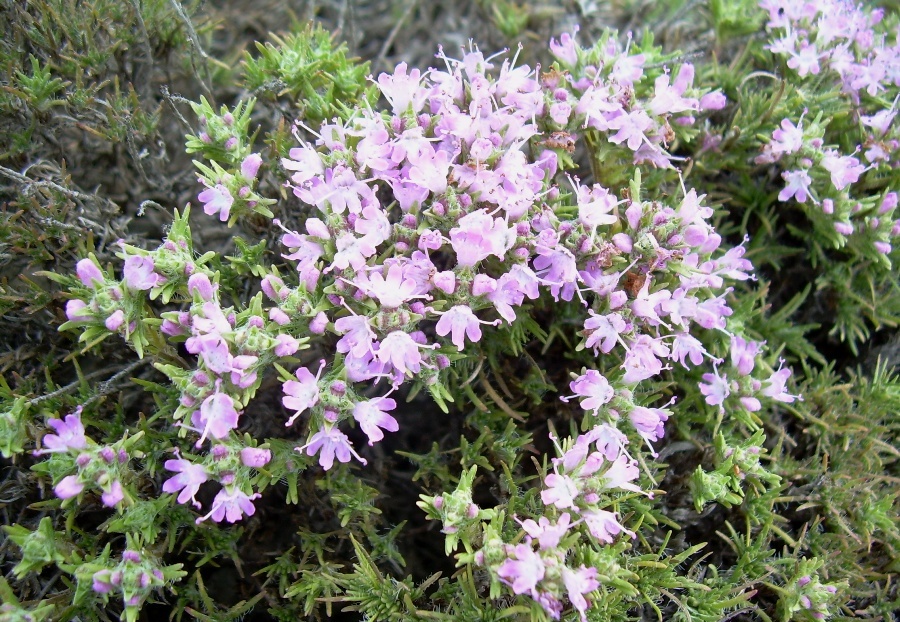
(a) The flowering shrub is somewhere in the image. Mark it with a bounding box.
[3,3,900,621]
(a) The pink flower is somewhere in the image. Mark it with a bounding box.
[297,426,367,470]
[730,335,762,376]
[778,169,814,203]
[282,363,324,426]
[761,364,800,403]
[191,391,240,445]
[787,41,821,77]
[449,210,515,267]
[123,255,163,290]
[435,305,497,351]
[628,405,669,448]
[163,458,210,508]
[821,151,864,191]
[187,273,216,301]
[519,513,572,550]
[600,455,643,494]
[273,334,301,357]
[562,370,614,413]
[335,315,376,359]
[36,408,87,454]
[549,30,579,67]
[375,330,431,376]
[352,396,399,445]
[699,91,727,110]
[497,543,545,595]
[197,487,261,524]
[355,264,424,309]
[574,179,618,234]
[562,565,599,622]
[198,184,234,221]
[240,153,262,179]
[699,368,731,410]
[541,472,579,509]
[378,62,429,115]
[583,312,626,354]
[583,509,633,543]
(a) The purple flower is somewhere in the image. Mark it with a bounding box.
[123,255,163,291]
[198,183,234,222]
[297,426,367,470]
[519,513,572,550]
[583,509,633,544]
[778,169,814,203]
[37,408,87,454]
[282,363,324,426]
[435,305,497,351]
[197,487,261,524]
[163,458,209,508]
[374,330,429,375]
[191,391,240,445]
[699,368,731,410]
[541,472,579,509]
[549,30,579,67]
[562,370,614,413]
[562,565,599,622]
[353,396,399,446]
[497,543,545,595]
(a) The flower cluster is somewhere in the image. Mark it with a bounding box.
[80,546,185,622]
[52,28,803,618]
[757,0,899,255]
[33,407,137,509]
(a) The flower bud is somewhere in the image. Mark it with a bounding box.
[240,447,272,468]
[471,274,497,296]
[241,153,262,179]
[105,309,125,331]
[274,333,301,356]
[309,311,328,334]
[187,273,215,301]
[76,258,105,287]
[699,91,727,110]
[433,271,456,294]
[306,217,331,239]
[248,315,265,329]
[269,307,290,326]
